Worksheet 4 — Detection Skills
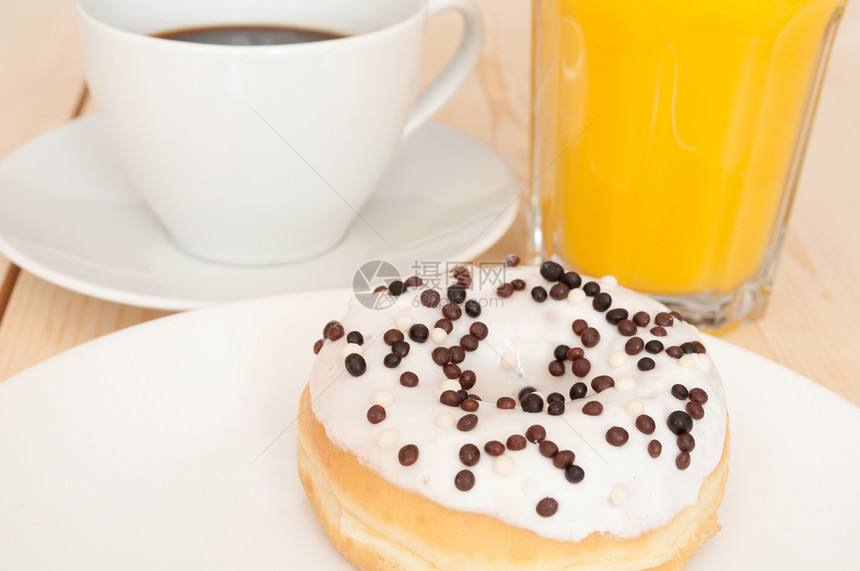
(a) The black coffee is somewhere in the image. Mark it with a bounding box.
[155,24,345,46]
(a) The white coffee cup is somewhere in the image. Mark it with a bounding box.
[76,0,483,265]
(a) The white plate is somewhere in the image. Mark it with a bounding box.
[0,290,858,570]
[0,117,518,310]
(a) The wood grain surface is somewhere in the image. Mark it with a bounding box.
[0,0,858,407]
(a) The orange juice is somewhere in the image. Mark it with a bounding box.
[532,0,846,297]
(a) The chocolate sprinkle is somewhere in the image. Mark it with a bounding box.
[400,371,419,387]
[539,440,559,458]
[457,414,478,431]
[689,387,709,404]
[606,426,629,446]
[421,289,441,308]
[547,400,566,416]
[525,424,547,443]
[443,364,462,379]
[550,283,571,300]
[404,276,423,288]
[388,280,405,296]
[464,299,481,317]
[497,283,514,298]
[655,312,674,326]
[440,390,461,407]
[581,327,601,348]
[553,450,575,469]
[686,401,705,420]
[383,353,402,368]
[625,337,644,355]
[564,464,585,483]
[536,497,558,517]
[650,326,667,337]
[531,286,548,302]
[432,347,451,365]
[408,324,429,343]
[449,346,466,364]
[671,384,689,400]
[447,286,467,305]
[548,360,565,377]
[676,451,691,470]
[645,340,664,354]
[434,318,453,334]
[572,319,588,335]
[442,303,462,320]
[635,414,656,435]
[591,375,615,393]
[496,397,516,409]
[511,278,527,291]
[637,357,655,371]
[346,331,364,345]
[561,271,582,289]
[677,433,696,452]
[539,261,564,282]
[553,344,570,361]
[506,434,527,450]
[567,347,585,360]
[632,311,651,327]
[469,322,489,340]
[459,370,477,390]
[648,440,662,458]
[459,443,481,466]
[367,404,386,424]
[667,411,693,435]
[666,346,683,358]
[344,353,367,377]
[455,469,475,491]
[592,292,612,312]
[583,281,601,296]
[460,334,479,352]
[392,340,410,358]
[398,444,419,466]
[313,339,323,354]
[505,254,520,267]
[606,308,628,325]
[617,319,637,336]
[571,357,592,378]
[681,342,698,354]
[460,398,480,412]
[484,441,505,456]
[569,382,588,400]
[521,393,544,413]
[582,401,603,416]
[383,329,404,345]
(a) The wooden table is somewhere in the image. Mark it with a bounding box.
[1,0,858,409]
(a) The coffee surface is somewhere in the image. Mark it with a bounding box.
[155,25,344,46]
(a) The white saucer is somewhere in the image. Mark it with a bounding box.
[0,290,858,570]
[0,116,519,310]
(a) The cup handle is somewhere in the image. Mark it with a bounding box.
[402,0,484,138]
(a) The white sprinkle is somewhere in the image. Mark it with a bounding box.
[341,343,362,357]
[567,288,586,305]
[601,275,618,288]
[625,399,645,417]
[376,429,398,448]
[616,376,637,392]
[348,297,359,309]
[440,379,461,391]
[494,455,516,477]
[374,390,395,407]
[395,314,415,332]
[436,412,455,429]
[608,351,627,368]
[500,352,518,371]
[429,327,448,344]
[610,484,628,505]
[678,355,696,369]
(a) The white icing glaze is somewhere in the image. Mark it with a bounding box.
[308,266,728,542]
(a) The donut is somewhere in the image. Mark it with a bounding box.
[297,260,729,570]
